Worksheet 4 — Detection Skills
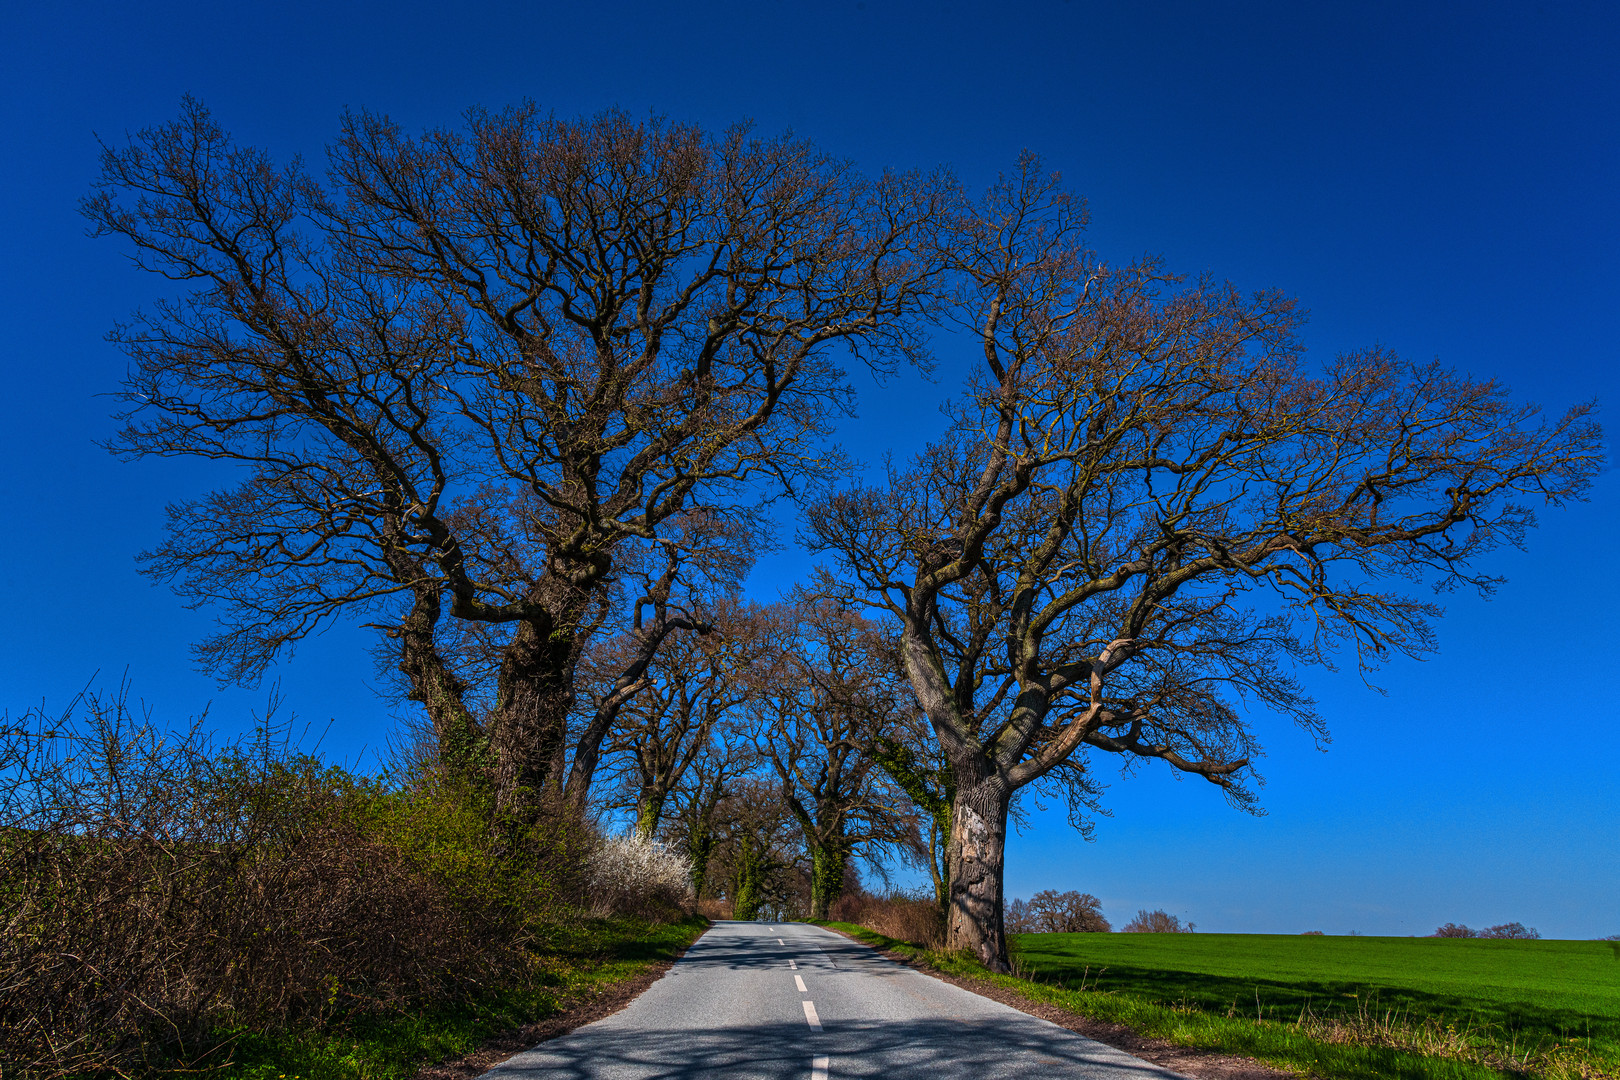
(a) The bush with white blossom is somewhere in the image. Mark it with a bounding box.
[587,833,695,920]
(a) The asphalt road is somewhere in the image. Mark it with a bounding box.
[483,920,1188,1079]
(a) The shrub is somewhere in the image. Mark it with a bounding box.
[831,890,944,948]
[1006,890,1111,933]
[696,896,733,920]
[1121,908,1195,933]
[1302,930,1326,935]
[0,686,586,1079]
[1431,923,1477,937]
[587,833,695,920]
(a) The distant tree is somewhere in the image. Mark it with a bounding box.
[1431,923,1478,938]
[1301,930,1325,935]
[1016,889,1111,933]
[661,734,751,902]
[1122,909,1195,933]
[599,598,764,838]
[1480,922,1540,939]
[87,99,947,823]
[756,600,924,920]
[870,705,955,912]
[1004,897,1036,933]
[708,778,806,921]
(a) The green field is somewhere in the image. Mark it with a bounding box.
[1014,933,1620,1035]
[1010,932,1620,1076]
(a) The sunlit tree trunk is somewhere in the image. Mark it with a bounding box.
[944,779,1011,971]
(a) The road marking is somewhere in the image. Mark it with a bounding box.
[768,927,777,933]
[811,1054,829,1080]
[789,959,797,970]
[802,1000,822,1030]
[778,937,786,945]
[795,973,807,992]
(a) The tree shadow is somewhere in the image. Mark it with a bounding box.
[1013,953,1620,1047]
[485,1016,1182,1079]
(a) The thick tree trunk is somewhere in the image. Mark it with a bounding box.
[808,838,848,922]
[488,617,583,823]
[945,780,1012,971]
[634,787,667,839]
[396,590,487,781]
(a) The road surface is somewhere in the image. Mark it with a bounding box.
[484,919,1188,1079]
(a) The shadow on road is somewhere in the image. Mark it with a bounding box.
[486,1016,1179,1079]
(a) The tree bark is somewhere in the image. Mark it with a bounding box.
[635,787,668,839]
[945,779,1012,972]
[487,616,584,822]
[808,837,849,922]
[396,589,487,782]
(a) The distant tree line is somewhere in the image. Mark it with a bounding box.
[1431,922,1541,939]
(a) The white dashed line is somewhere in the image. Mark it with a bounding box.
[789,959,797,970]
[778,937,786,945]
[802,1000,822,1030]
[795,973,807,992]
[810,1054,830,1080]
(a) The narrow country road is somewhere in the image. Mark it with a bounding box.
[484,920,1188,1079]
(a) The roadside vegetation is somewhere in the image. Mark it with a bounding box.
[826,909,1619,1080]
[0,686,703,1080]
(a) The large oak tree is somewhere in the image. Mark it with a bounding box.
[88,99,947,820]
[807,159,1602,969]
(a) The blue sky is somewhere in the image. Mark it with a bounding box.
[2,0,1615,937]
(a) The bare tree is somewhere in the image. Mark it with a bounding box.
[561,515,754,812]
[869,704,956,911]
[86,99,948,821]
[600,598,766,837]
[807,157,1602,969]
[1010,889,1111,933]
[660,709,757,900]
[755,600,925,920]
[707,777,805,920]
[1122,909,1194,933]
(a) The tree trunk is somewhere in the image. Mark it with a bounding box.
[808,838,848,922]
[487,617,583,822]
[635,787,667,839]
[945,781,1012,971]
[733,836,767,920]
[396,589,488,781]
[688,823,715,900]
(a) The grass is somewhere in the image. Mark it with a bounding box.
[824,923,1619,1080]
[202,916,707,1080]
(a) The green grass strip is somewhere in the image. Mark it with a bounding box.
[823,923,1614,1080]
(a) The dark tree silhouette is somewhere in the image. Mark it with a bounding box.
[87,99,948,821]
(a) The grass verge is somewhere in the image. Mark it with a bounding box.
[208,916,707,1080]
[822,923,1616,1080]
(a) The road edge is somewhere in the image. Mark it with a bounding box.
[408,922,708,1080]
